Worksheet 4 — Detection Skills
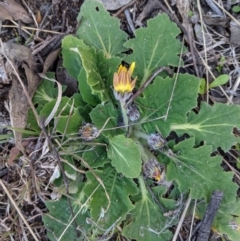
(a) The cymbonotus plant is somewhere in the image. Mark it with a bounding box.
[27,0,240,240]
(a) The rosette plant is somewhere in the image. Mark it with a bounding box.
[28,1,240,240]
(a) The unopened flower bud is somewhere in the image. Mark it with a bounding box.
[127,103,140,122]
[143,159,165,183]
[79,123,98,141]
[148,133,167,150]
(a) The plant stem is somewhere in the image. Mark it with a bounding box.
[138,175,147,198]
[133,130,149,140]
[120,100,128,132]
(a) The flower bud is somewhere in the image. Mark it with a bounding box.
[143,159,165,183]
[148,133,167,150]
[78,123,98,141]
[126,103,140,122]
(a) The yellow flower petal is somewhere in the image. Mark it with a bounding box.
[128,62,135,76]
[113,62,137,94]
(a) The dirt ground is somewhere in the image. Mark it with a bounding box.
[0,0,240,240]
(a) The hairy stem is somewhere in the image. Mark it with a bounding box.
[120,100,128,132]
[138,175,148,198]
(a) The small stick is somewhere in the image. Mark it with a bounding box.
[172,195,191,241]
[125,66,172,108]
[196,190,224,241]
[61,10,66,32]
[113,0,137,17]
[227,75,240,104]
[204,0,223,16]
[124,8,135,34]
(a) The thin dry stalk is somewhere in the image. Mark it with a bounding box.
[197,51,231,102]
[0,179,40,241]
[212,0,240,27]
[197,0,210,103]
[22,0,38,28]
[227,75,240,104]
[188,199,197,241]
[172,195,191,241]
[2,24,64,35]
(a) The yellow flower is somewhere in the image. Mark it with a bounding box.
[113,62,137,93]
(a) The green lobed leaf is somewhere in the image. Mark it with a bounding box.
[108,135,142,178]
[78,68,99,106]
[43,192,91,241]
[90,102,120,138]
[32,72,57,110]
[62,155,77,181]
[209,74,229,89]
[171,102,240,151]
[76,0,127,58]
[73,41,121,102]
[72,93,85,107]
[73,42,102,89]
[199,78,206,94]
[137,73,200,137]
[124,14,184,83]
[27,109,41,132]
[122,177,172,241]
[40,97,70,121]
[62,35,83,80]
[79,104,92,123]
[55,107,82,134]
[166,137,238,203]
[40,96,80,124]
[152,186,177,211]
[83,164,138,230]
[82,145,110,168]
[96,51,122,99]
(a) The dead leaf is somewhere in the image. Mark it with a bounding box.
[136,0,161,24]
[0,42,41,96]
[176,0,190,31]
[8,139,31,165]
[0,5,13,21]
[0,57,9,83]
[230,19,240,45]
[0,0,33,24]
[0,42,32,62]
[194,23,212,46]
[203,15,229,27]
[8,74,29,151]
[0,43,41,150]
[23,63,41,98]
[99,0,132,10]
[43,48,61,74]
[36,10,41,24]
[176,0,189,24]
